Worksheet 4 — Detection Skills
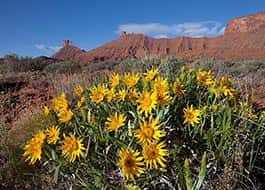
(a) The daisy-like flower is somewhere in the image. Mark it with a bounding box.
[173,78,185,96]
[135,117,165,144]
[57,109,73,123]
[43,106,50,116]
[105,88,115,102]
[115,89,127,102]
[52,93,68,113]
[90,84,107,104]
[137,90,157,117]
[109,73,120,88]
[220,77,236,99]
[143,141,169,169]
[23,131,46,165]
[197,69,213,86]
[118,148,145,179]
[153,77,170,93]
[123,72,140,88]
[46,126,60,145]
[74,85,84,97]
[156,89,172,107]
[77,96,85,108]
[209,79,221,97]
[61,133,86,162]
[144,67,159,83]
[32,130,46,144]
[105,113,126,132]
[183,105,200,126]
[126,88,139,102]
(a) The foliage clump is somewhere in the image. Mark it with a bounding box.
[19,66,265,189]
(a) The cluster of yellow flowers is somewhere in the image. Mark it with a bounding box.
[52,93,73,123]
[23,125,85,164]
[23,67,238,181]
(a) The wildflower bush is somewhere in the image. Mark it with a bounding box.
[22,66,265,189]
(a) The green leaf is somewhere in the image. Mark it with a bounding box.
[184,159,193,190]
[193,152,207,190]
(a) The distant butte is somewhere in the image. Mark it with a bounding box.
[53,12,265,62]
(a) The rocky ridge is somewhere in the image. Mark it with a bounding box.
[53,12,265,62]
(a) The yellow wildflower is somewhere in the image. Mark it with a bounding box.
[74,85,84,97]
[105,113,126,132]
[23,131,46,165]
[109,73,120,88]
[105,88,115,102]
[43,106,50,116]
[144,67,159,83]
[173,78,185,96]
[90,84,107,104]
[143,141,169,169]
[137,90,157,117]
[77,96,85,108]
[118,148,145,179]
[123,72,140,88]
[197,69,213,86]
[135,117,165,144]
[52,92,68,113]
[61,133,86,162]
[115,89,127,102]
[183,105,201,126]
[57,109,73,123]
[46,126,60,145]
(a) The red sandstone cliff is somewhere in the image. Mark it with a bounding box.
[53,12,265,62]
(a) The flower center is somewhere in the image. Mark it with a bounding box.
[71,140,79,151]
[147,146,158,159]
[143,127,154,138]
[186,112,194,120]
[125,157,135,168]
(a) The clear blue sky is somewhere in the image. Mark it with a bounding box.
[0,0,264,57]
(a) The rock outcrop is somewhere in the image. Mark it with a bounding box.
[53,12,265,62]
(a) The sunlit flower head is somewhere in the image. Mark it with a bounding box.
[209,80,221,97]
[183,105,200,126]
[115,89,127,102]
[197,69,213,86]
[23,141,43,165]
[143,141,169,169]
[105,88,115,102]
[32,130,46,144]
[155,90,172,107]
[105,112,126,132]
[57,109,73,123]
[61,133,86,162]
[173,78,185,96]
[144,67,159,83]
[153,77,170,93]
[46,126,60,145]
[123,72,140,88]
[135,117,165,144]
[90,84,107,104]
[126,88,139,102]
[77,96,85,108]
[137,90,157,117]
[43,106,50,116]
[118,148,144,179]
[109,73,120,88]
[74,85,84,97]
[23,131,46,165]
[220,77,236,99]
[52,93,68,113]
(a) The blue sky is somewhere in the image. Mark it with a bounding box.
[0,0,264,57]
